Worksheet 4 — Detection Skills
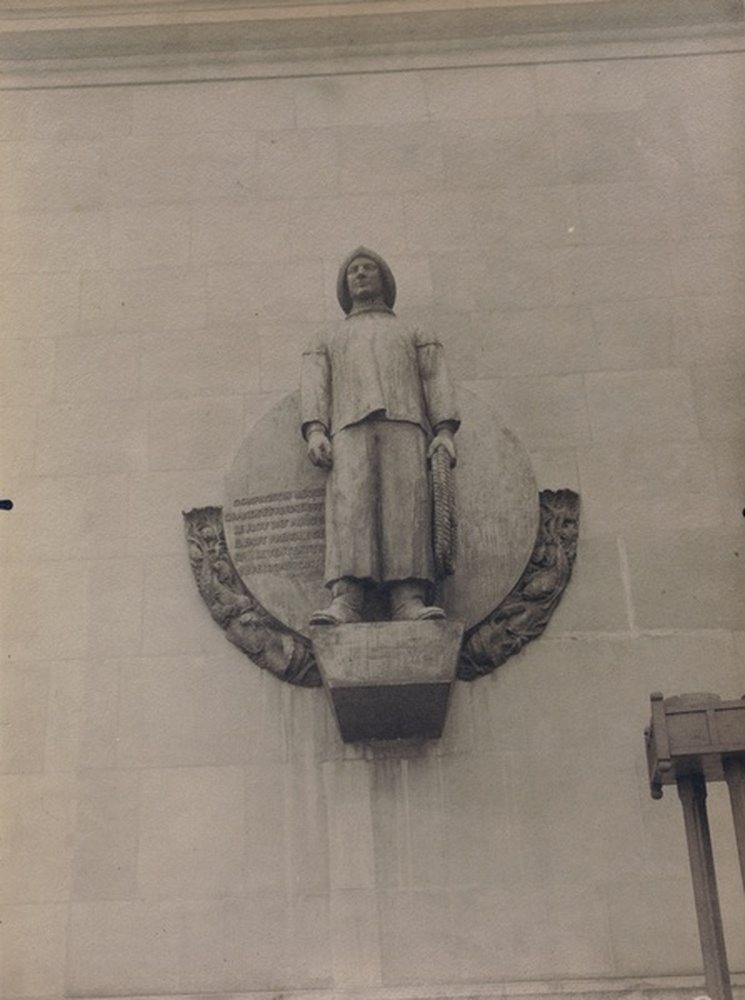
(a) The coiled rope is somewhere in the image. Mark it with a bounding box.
[431,446,457,580]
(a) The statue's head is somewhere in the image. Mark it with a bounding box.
[337,246,396,315]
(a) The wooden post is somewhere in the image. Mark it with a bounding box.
[676,774,733,1000]
[723,756,745,896]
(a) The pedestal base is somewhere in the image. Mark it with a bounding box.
[310,620,464,743]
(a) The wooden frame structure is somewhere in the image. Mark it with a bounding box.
[645,692,745,1000]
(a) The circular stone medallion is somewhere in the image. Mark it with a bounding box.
[224,388,538,637]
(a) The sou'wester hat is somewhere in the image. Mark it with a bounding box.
[336,246,397,315]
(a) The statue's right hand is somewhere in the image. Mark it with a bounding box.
[307,429,333,470]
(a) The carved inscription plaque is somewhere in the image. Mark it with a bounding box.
[226,488,325,577]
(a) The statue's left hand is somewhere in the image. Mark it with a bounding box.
[427,428,456,468]
[307,428,333,470]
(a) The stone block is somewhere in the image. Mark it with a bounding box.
[463,656,531,755]
[0,774,76,904]
[681,99,744,177]
[244,763,291,890]
[585,369,699,442]
[378,888,460,983]
[470,305,598,378]
[259,322,303,393]
[294,74,428,128]
[117,655,253,768]
[0,90,29,140]
[53,335,140,402]
[710,437,745,523]
[368,757,410,887]
[131,79,295,134]
[102,132,259,206]
[9,138,102,211]
[26,87,133,139]
[604,878,701,975]
[176,893,314,993]
[329,888,382,986]
[536,60,648,115]
[140,325,261,399]
[403,754,449,887]
[681,175,743,239]
[472,184,582,248]
[552,243,676,305]
[677,293,745,365]
[0,564,88,662]
[673,236,745,298]
[578,182,682,244]
[0,271,80,338]
[591,298,675,371]
[0,663,49,774]
[109,205,190,269]
[322,759,376,887]
[191,199,290,265]
[507,746,647,885]
[72,770,139,901]
[425,65,537,121]
[136,766,246,897]
[0,208,108,273]
[207,259,325,327]
[288,194,407,259]
[287,891,333,988]
[35,400,148,476]
[404,191,476,252]
[440,117,559,189]
[67,900,181,995]
[0,338,54,410]
[465,374,590,450]
[447,884,613,981]
[147,396,244,471]
[430,248,555,313]
[512,884,614,979]
[284,755,330,890]
[258,128,341,200]
[312,621,464,743]
[553,109,692,185]
[181,891,331,991]
[0,903,67,999]
[439,751,517,889]
[626,528,745,631]
[577,441,722,537]
[80,266,208,336]
[45,658,120,772]
[690,363,745,441]
[341,124,443,195]
[85,558,145,660]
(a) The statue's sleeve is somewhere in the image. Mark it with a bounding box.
[416,332,460,433]
[300,340,331,439]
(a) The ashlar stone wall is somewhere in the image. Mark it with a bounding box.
[1,33,744,1000]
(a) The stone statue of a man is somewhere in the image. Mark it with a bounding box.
[300,247,459,625]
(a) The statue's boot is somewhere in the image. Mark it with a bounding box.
[390,581,445,621]
[310,579,364,625]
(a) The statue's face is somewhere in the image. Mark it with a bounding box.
[346,256,383,303]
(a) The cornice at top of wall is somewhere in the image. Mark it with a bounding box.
[0,0,743,87]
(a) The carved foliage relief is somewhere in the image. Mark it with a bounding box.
[184,506,321,687]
